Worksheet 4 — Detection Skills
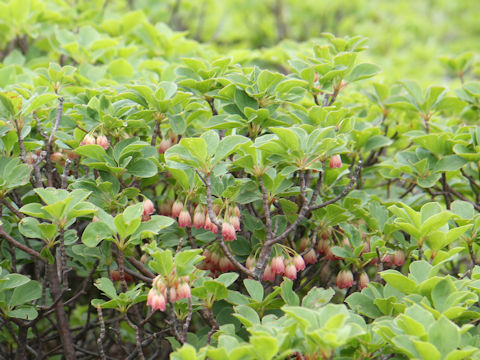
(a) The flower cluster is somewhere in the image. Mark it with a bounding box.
[198,247,236,277]
[80,133,110,150]
[167,200,241,242]
[147,274,192,312]
[245,253,306,282]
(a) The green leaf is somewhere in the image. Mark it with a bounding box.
[250,335,278,360]
[216,272,239,288]
[6,307,38,320]
[179,138,208,164]
[82,221,113,247]
[0,274,30,291]
[18,217,43,239]
[243,279,264,302]
[280,278,299,306]
[75,145,108,161]
[234,304,260,327]
[150,249,174,276]
[428,316,460,355]
[127,158,157,178]
[22,94,58,116]
[380,270,417,294]
[213,135,250,164]
[348,63,381,82]
[204,280,229,300]
[108,59,134,78]
[94,277,117,299]
[9,280,41,306]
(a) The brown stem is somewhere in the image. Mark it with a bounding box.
[96,306,107,360]
[15,324,28,360]
[309,161,361,211]
[258,176,273,240]
[0,225,43,260]
[13,118,27,163]
[127,256,155,278]
[58,228,68,288]
[151,120,161,147]
[125,314,145,360]
[1,198,24,218]
[199,307,219,345]
[47,261,77,360]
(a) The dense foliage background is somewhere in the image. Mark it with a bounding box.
[1,0,480,359]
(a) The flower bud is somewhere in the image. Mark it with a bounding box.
[193,211,206,229]
[171,201,184,218]
[158,138,172,154]
[176,282,191,299]
[299,237,309,253]
[229,215,241,231]
[358,272,369,290]
[271,256,285,275]
[222,221,236,241]
[284,263,297,280]
[178,209,192,228]
[293,255,306,271]
[329,154,342,169]
[50,151,64,163]
[96,135,109,150]
[246,256,256,270]
[262,264,275,282]
[392,250,405,267]
[143,199,155,216]
[316,238,330,255]
[336,269,354,289]
[219,257,232,272]
[80,134,96,146]
[204,215,218,233]
[304,249,317,264]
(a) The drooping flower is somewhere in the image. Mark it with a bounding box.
[358,272,369,290]
[284,263,297,280]
[178,210,192,228]
[158,138,172,154]
[193,210,206,229]
[204,215,218,233]
[96,135,109,150]
[262,264,275,282]
[229,215,241,231]
[329,154,342,169]
[392,250,405,267]
[171,201,184,218]
[80,134,96,146]
[143,199,155,216]
[293,255,306,271]
[222,221,236,241]
[336,269,354,289]
[148,289,166,311]
[271,256,285,275]
[304,249,318,264]
[176,282,191,300]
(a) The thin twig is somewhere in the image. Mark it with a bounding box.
[0,225,43,260]
[96,306,107,360]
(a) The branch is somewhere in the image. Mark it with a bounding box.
[309,161,361,211]
[0,225,43,261]
[127,256,155,278]
[48,97,64,146]
[96,306,107,360]
[258,176,273,240]
[1,198,24,219]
